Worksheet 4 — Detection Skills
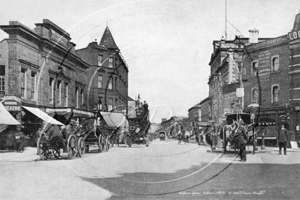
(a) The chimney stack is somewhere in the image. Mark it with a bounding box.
[249,29,259,44]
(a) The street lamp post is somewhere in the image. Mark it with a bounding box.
[248,103,260,154]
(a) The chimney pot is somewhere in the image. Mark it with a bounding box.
[249,29,259,43]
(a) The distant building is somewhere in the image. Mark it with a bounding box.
[188,97,211,129]
[76,26,129,113]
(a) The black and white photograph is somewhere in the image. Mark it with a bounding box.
[0,0,300,199]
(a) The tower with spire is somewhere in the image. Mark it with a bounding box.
[76,25,129,114]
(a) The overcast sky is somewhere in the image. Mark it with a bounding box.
[0,0,299,123]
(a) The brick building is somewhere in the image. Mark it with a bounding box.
[76,26,129,114]
[0,19,91,125]
[207,12,300,145]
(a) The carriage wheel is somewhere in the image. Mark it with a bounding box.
[126,135,132,148]
[98,134,104,153]
[77,138,85,157]
[67,135,76,159]
[38,140,47,160]
[104,136,110,151]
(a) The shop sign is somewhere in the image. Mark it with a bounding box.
[288,30,300,41]
[49,28,69,48]
[0,96,21,111]
[279,115,287,122]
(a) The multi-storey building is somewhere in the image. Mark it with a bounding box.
[208,12,300,144]
[76,26,129,114]
[0,19,91,124]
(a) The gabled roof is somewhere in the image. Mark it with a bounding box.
[99,26,119,50]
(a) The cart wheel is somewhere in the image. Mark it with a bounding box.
[67,135,76,159]
[77,138,85,157]
[126,135,132,148]
[36,137,41,155]
[98,134,103,153]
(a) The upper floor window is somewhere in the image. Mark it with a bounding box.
[49,77,54,104]
[272,56,279,71]
[272,85,279,103]
[251,61,258,76]
[21,68,27,98]
[115,77,118,90]
[98,55,103,66]
[98,75,103,88]
[108,79,113,90]
[108,98,113,111]
[57,80,62,105]
[31,71,37,100]
[108,58,113,68]
[64,82,68,106]
[81,89,84,106]
[0,65,5,95]
[76,87,79,108]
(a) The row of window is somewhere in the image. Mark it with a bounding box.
[97,96,123,111]
[49,77,84,108]
[251,56,279,75]
[21,68,37,100]
[97,55,115,68]
[97,75,127,90]
[251,85,279,104]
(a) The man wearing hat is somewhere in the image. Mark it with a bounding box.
[277,124,289,155]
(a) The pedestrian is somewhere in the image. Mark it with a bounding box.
[184,128,191,144]
[277,124,289,155]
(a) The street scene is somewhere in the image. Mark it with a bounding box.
[1,0,300,200]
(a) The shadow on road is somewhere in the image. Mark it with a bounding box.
[81,161,300,200]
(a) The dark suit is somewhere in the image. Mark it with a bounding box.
[278,128,288,155]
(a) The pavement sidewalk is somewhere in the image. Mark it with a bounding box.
[0,147,39,162]
[206,144,300,164]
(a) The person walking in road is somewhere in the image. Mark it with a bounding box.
[278,124,289,155]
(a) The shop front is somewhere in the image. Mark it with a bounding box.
[255,108,287,147]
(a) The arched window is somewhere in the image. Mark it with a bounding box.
[272,86,279,103]
[272,57,279,71]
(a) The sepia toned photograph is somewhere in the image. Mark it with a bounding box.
[0,0,300,199]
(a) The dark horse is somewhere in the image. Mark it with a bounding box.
[217,121,254,162]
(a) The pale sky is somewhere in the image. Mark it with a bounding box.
[0,0,299,123]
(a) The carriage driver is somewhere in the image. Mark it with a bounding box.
[47,123,64,158]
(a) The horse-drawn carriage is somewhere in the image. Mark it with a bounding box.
[37,108,106,160]
[206,113,255,161]
[127,111,151,146]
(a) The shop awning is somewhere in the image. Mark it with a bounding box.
[23,106,64,125]
[0,102,20,125]
[101,112,128,129]
[46,108,94,118]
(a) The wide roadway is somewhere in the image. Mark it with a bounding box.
[0,139,299,200]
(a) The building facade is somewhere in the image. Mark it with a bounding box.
[0,19,90,122]
[207,12,300,144]
[76,26,129,114]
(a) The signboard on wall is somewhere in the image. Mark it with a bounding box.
[0,96,21,111]
[258,50,271,77]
